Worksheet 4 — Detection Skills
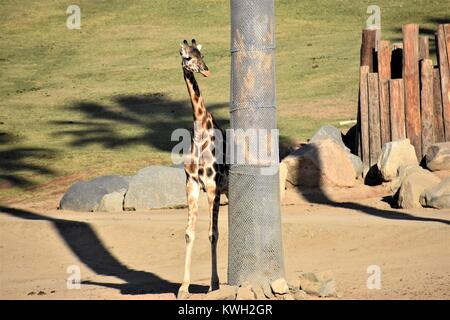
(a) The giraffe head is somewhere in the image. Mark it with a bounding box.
[180,39,210,77]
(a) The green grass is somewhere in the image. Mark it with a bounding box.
[0,0,448,200]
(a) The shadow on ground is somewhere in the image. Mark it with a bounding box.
[0,205,207,295]
[0,132,58,189]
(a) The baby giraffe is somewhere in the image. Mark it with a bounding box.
[178,39,228,299]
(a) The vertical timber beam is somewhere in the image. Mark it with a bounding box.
[403,24,422,159]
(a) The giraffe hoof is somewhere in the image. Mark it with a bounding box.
[177,288,190,300]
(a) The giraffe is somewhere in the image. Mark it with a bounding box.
[177,39,229,299]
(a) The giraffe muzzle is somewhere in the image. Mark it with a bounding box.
[200,70,211,77]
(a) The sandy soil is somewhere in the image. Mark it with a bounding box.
[1,183,449,300]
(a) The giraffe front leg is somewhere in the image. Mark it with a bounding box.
[206,180,220,292]
[178,178,200,300]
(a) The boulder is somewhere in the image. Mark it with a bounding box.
[282,139,356,188]
[309,125,362,178]
[204,285,237,300]
[425,142,450,171]
[377,139,418,182]
[59,175,129,212]
[309,124,347,149]
[398,171,441,209]
[420,177,450,209]
[270,278,290,295]
[124,166,187,210]
[390,165,423,194]
[97,188,126,212]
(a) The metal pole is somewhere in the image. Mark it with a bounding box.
[228,0,285,287]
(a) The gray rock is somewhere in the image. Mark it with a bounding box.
[398,170,441,209]
[282,139,356,188]
[60,175,129,212]
[420,177,450,209]
[204,285,237,300]
[377,139,418,182]
[270,278,290,295]
[124,166,187,210]
[97,188,126,212]
[310,124,347,150]
[426,142,450,171]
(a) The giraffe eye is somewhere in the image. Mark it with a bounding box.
[185,57,192,61]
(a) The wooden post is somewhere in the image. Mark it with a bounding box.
[420,59,434,155]
[419,36,429,61]
[436,25,450,141]
[360,28,378,72]
[359,66,370,175]
[368,73,381,166]
[433,68,445,143]
[390,79,406,141]
[403,24,422,159]
[378,40,391,145]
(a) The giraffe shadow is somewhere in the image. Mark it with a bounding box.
[0,206,208,295]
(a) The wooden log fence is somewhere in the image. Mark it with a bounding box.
[357,23,450,176]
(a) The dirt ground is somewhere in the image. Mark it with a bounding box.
[1,183,450,300]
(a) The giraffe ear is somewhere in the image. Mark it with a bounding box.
[180,43,190,58]
[196,44,202,51]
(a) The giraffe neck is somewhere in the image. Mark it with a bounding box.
[183,68,207,122]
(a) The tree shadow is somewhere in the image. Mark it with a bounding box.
[0,132,58,189]
[290,143,450,226]
[51,92,229,152]
[0,205,208,295]
[387,17,450,59]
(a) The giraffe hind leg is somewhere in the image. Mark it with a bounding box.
[206,180,220,291]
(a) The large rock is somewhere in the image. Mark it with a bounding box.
[426,142,450,171]
[310,124,347,149]
[282,139,356,188]
[124,166,187,210]
[59,175,129,212]
[309,125,362,178]
[398,170,441,209]
[377,139,418,182]
[420,177,450,209]
[390,165,423,194]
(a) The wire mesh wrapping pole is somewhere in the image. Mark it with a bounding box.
[228,0,285,286]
